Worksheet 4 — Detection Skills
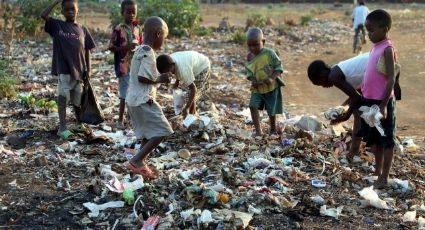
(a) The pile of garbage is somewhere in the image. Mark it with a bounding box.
[1,20,424,229]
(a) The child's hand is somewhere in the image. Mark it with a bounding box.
[158,73,172,84]
[330,112,350,125]
[251,79,262,89]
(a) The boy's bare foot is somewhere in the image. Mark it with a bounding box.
[373,176,388,189]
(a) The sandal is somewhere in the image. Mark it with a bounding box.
[57,129,73,139]
[126,162,157,180]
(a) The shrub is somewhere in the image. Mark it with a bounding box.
[300,15,312,27]
[108,0,201,37]
[246,13,267,29]
[231,29,246,44]
[193,26,213,37]
[0,59,17,99]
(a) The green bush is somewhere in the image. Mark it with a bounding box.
[14,0,60,37]
[231,29,246,44]
[193,26,213,37]
[300,15,312,27]
[246,13,267,29]
[0,59,17,99]
[108,0,201,37]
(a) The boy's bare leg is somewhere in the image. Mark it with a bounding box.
[118,99,125,125]
[269,115,277,135]
[188,101,196,114]
[250,107,262,136]
[373,145,384,177]
[348,110,361,160]
[73,105,81,125]
[58,95,67,132]
[375,147,394,189]
[130,136,164,167]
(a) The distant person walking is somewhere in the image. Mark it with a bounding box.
[352,0,369,53]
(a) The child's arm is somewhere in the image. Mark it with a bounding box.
[182,83,196,117]
[138,73,173,84]
[40,0,61,21]
[85,49,91,79]
[329,67,361,123]
[380,47,396,118]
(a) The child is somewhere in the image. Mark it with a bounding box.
[41,0,96,139]
[307,53,367,160]
[156,51,211,117]
[125,16,173,179]
[109,0,143,129]
[352,0,369,53]
[360,9,398,188]
[245,27,284,136]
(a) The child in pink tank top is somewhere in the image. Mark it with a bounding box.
[357,9,398,189]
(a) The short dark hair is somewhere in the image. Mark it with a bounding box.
[307,60,328,84]
[358,0,365,5]
[156,55,174,73]
[366,9,392,29]
[121,0,136,14]
[62,0,77,7]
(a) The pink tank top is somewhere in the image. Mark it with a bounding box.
[362,38,394,100]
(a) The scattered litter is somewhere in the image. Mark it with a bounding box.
[358,186,390,210]
[311,179,326,188]
[83,201,125,218]
[320,205,344,219]
[402,210,417,223]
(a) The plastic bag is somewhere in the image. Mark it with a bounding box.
[173,89,185,115]
[359,105,385,136]
[80,79,104,125]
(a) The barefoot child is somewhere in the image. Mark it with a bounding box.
[125,17,173,179]
[41,0,96,139]
[156,51,211,117]
[307,53,368,160]
[360,9,398,188]
[109,0,143,129]
[245,27,284,136]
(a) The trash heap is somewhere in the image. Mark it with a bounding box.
[1,20,424,229]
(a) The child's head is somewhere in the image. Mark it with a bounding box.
[358,0,365,5]
[365,9,392,43]
[246,27,265,56]
[307,60,333,88]
[121,0,137,24]
[143,16,168,50]
[61,0,78,22]
[156,55,176,74]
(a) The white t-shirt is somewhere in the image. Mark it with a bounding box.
[126,45,159,106]
[171,51,210,87]
[352,5,369,29]
[336,52,369,90]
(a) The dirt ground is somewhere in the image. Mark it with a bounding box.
[1,3,424,230]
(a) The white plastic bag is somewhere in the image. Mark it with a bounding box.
[358,186,390,209]
[173,89,185,115]
[359,105,385,136]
